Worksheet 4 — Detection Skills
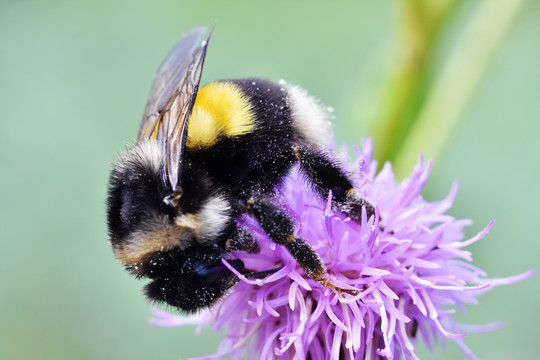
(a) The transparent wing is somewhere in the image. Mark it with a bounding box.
[138,26,207,141]
[137,27,210,193]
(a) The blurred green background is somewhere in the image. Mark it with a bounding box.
[1,0,538,359]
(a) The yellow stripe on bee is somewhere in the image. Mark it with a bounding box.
[187,82,255,149]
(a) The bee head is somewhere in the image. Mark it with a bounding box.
[107,141,234,287]
[142,246,244,312]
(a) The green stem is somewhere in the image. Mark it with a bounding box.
[393,0,526,178]
[373,0,456,169]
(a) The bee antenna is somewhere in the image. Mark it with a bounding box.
[243,266,283,279]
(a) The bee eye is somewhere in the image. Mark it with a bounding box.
[189,263,227,286]
[187,259,245,286]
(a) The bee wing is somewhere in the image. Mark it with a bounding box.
[137,27,210,191]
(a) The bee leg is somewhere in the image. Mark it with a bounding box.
[225,227,260,254]
[292,146,377,223]
[247,198,358,296]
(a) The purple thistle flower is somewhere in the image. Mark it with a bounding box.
[150,139,533,360]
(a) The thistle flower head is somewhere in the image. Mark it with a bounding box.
[151,139,533,360]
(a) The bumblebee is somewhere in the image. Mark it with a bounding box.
[107,27,373,312]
